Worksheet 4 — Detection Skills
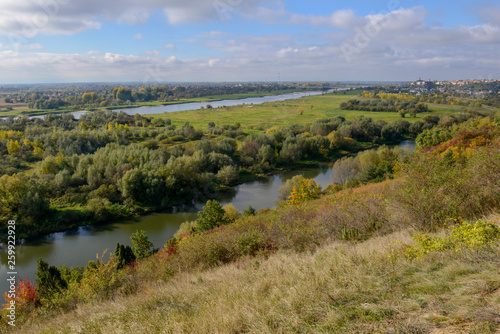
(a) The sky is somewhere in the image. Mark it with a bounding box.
[0,0,499,84]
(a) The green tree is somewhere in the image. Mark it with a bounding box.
[114,243,136,269]
[130,230,154,259]
[35,258,67,299]
[244,205,256,216]
[82,92,98,103]
[197,200,231,232]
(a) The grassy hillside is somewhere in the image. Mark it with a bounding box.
[17,219,500,333]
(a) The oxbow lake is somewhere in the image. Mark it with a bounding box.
[0,140,415,293]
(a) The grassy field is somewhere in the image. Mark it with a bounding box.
[150,92,498,130]
[0,89,311,117]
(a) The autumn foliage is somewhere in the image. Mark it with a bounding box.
[2,276,40,310]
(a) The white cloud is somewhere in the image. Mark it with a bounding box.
[133,34,143,40]
[208,58,219,67]
[291,9,365,29]
[0,4,499,83]
[0,0,269,37]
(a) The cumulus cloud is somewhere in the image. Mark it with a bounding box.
[0,3,499,83]
[0,0,269,37]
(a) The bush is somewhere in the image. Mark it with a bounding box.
[131,230,155,259]
[174,220,198,238]
[78,252,122,303]
[197,200,232,232]
[392,142,500,229]
[216,165,238,185]
[278,175,305,201]
[287,178,321,205]
[392,220,500,262]
[222,203,240,222]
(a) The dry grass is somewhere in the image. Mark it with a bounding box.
[15,220,500,334]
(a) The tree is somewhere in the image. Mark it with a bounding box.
[278,175,305,201]
[114,243,136,269]
[197,200,231,232]
[6,139,20,155]
[35,258,67,299]
[130,230,155,259]
[287,178,321,205]
[82,92,98,104]
[257,144,275,164]
[216,165,238,185]
[244,205,256,216]
[330,157,359,186]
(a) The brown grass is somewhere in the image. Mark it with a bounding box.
[13,216,500,333]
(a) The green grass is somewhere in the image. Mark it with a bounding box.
[0,89,310,117]
[149,93,494,130]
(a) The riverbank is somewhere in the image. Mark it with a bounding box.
[5,121,499,333]
[1,137,413,245]
[0,88,316,117]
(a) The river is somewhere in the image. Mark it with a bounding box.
[68,89,336,119]
[0,140,415,293]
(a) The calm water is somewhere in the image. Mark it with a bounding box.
[0,140,415,293]
[70,90,336,119]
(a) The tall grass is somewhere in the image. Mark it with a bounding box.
[16,218,500,333]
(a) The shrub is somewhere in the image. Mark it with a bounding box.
[393,142,500,229]
[78,252,122,303]
[35,258,67,300]
[197,200,232,232]
[174,220,198,238]
[2,276,40,313]
[236,229,265,256]
[287,178,321,205]
[216,165,238,185]
[278,175,305,201]
[244,205,256,216]
[115,243,136,269]
[391,220,500,262]
[222,203,240,222]
[131,230,155,259]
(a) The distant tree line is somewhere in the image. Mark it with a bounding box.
[340,99,430,116]
[7,83,298,111]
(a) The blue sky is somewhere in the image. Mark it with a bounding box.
[0,0,499,84]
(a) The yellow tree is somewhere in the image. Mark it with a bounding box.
[6,139,20,155]
[287,178,321,205]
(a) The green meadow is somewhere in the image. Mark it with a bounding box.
[151,92,492,130]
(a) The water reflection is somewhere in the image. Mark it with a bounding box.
[0,139,415,293]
